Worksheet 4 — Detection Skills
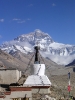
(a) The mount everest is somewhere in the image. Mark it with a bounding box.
[0,29,75,65]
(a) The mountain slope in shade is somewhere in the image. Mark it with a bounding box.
[65,59,75,66]
[0,29,75,65]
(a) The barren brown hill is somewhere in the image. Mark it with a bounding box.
[0,49,28,70]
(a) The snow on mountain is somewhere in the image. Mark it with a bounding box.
[0,29,75,65]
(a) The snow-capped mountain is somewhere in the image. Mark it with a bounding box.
[0,29,75,65]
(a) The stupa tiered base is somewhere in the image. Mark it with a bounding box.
[23,75,51,86]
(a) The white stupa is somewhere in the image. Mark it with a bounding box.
[23,46,51,86]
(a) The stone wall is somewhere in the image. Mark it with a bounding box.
[0,69,21,84]
[32,87,50,94]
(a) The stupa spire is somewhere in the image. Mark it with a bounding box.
[34,46,40,64]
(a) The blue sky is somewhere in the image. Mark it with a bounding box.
[0,0,75,45]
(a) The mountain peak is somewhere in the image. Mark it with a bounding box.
[34,29,42,33]
[14,29,53,44]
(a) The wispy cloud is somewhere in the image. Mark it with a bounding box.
[13,18,21,21]
[13,18,25,23]
[0,19,4,22]
[4,41,32,49]
[28,4,33,7]
[40,51,75,65]
[17,20,25,23]
[12,18,30,24]
[27,18,31,21]
[52,3,56,6]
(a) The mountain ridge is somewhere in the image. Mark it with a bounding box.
[0,29,75,65]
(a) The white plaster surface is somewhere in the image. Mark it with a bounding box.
[24,63,51,86]
[31,64,45,75]
[23,75,51,86]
